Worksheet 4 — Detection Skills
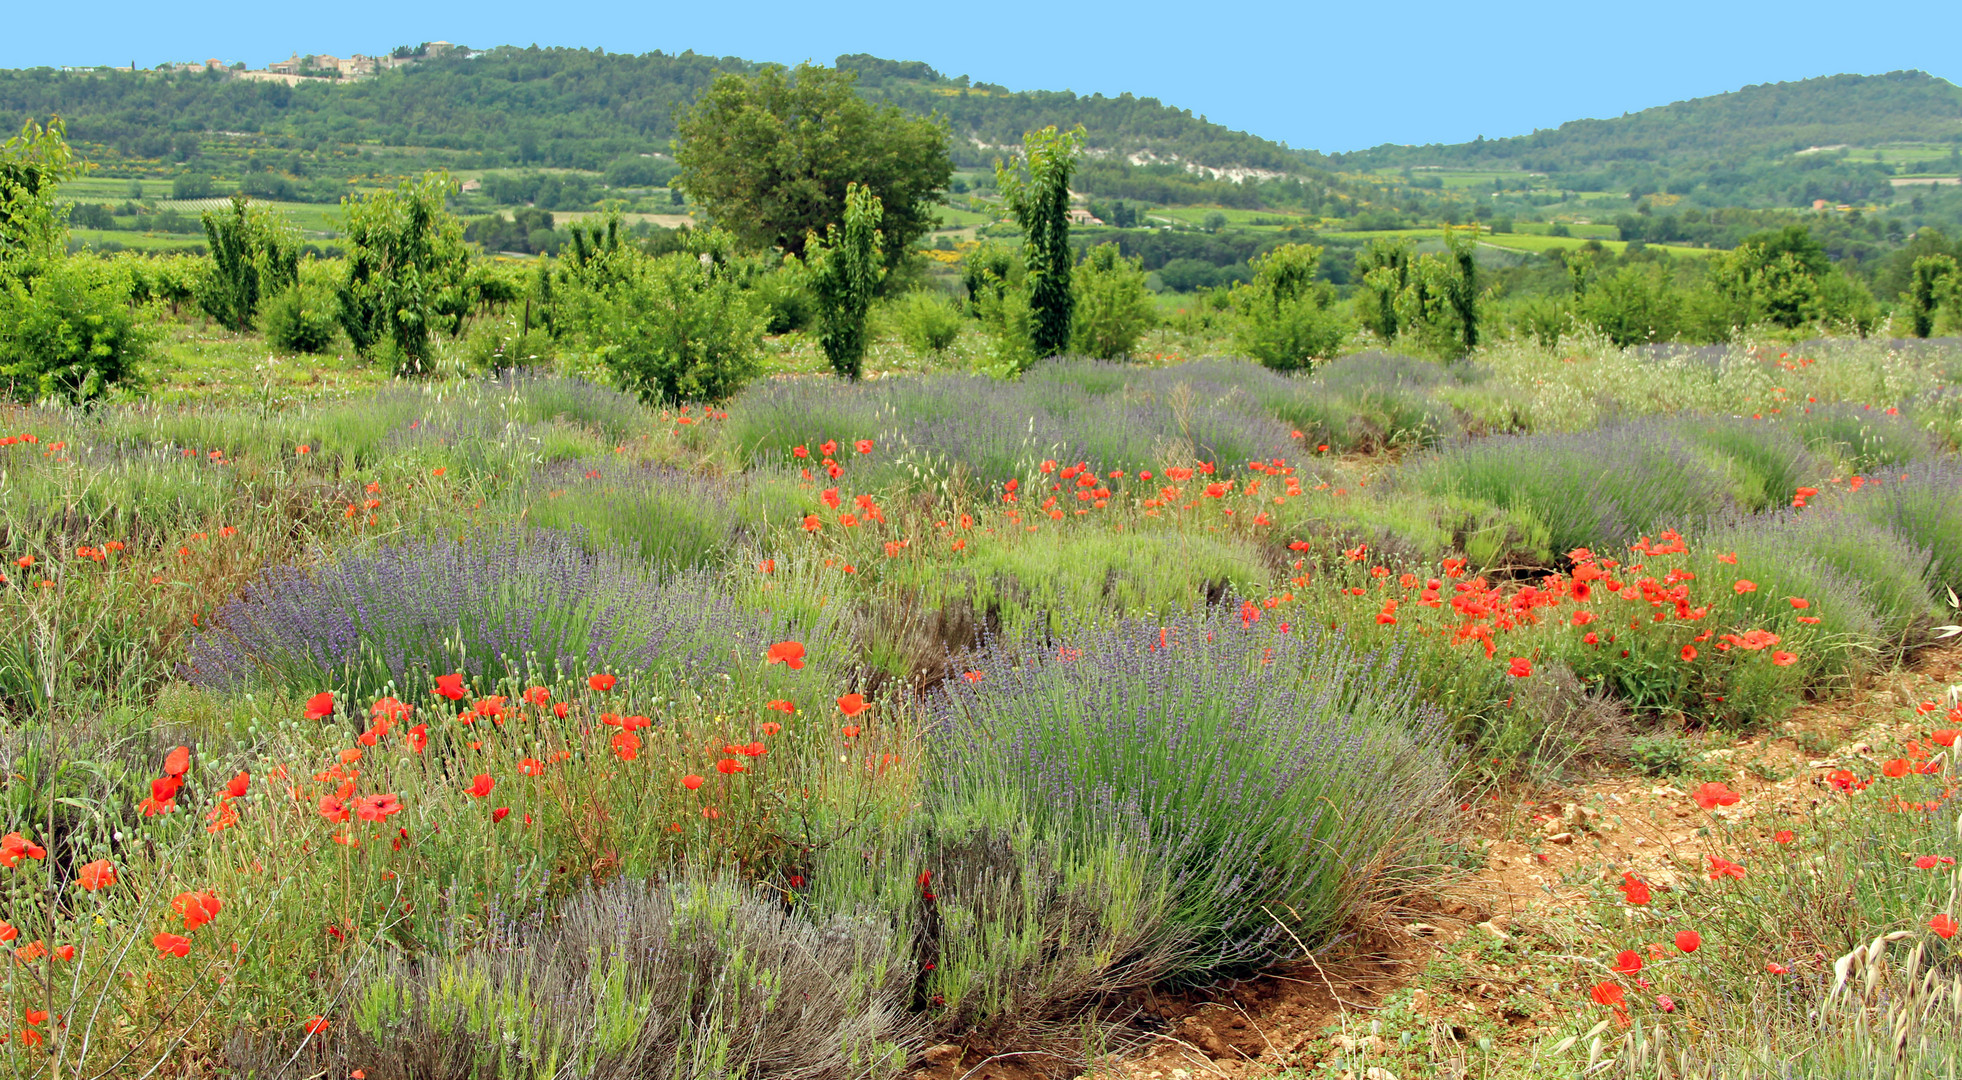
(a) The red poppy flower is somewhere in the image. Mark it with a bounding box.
[354,793,402,822]
[54,944,74,961]
[225,771,250,799]
[1680,645,1697,662]
[715,758,745,775]
[553,703,570,718]
[1693,782,1739,809]
[1933,914,1959,939]
[1883,759,1911,779]
[1774,830,1794,844]
[1614,950,1643,975]
[163,745,190,777]
[766,699,795,713]
[519,758,545,776]
[838,693,869,717]
[760,722,781,736]
[1589,982,1625,1007]
[172,890,222,930]
[682,774,705,791]
[1771,651,1797,666]
[0,832,46,867]
[1618,872,1651,906]
[465,774,495,799]
[492,807,511,823]
[841,724,861,739]
[1707,855,1746,880]
[434,673,466,700]
[305,1015,329,1036]
[318,795,350,823]
[76,859,115,891]
[1676,931,1700,954]
[1733,579,1757,594]
[524,686,551,705]
[1788,597,1810,609]
[1766,962,1790,975]
[587,673,617,692]
[612,731,641,760]
[855,439,874,454]
[1507,657,1533,678]
[304,692,335,720]
[759,558,776,575]
[767,641,807,670]
[153,932,191,958]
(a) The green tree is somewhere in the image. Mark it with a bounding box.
[198,194,299,332]
[1577,264,1683,346]
[1444,230,1480,354]
[1070,242,1156,360]
[337,173,472,375]
[1353,237,1413,342]
[1909,254,1959,338]
[561,235,765,404]
[805,182,885,380]
[0,118,81,267]
[1230,243,1348,370]
[673,64,951,266]
[996,125,1084,361]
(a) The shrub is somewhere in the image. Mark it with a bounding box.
[263,284,339,354]
[182,528,775,702]
[337,173,473,375]
[1231,243,1349,371]
[314,874,919,1080]
[1069,242,1155,360]
[197,193,299,333]
[572,249,764,404]
[928,610,1452,983]
[887,290,964,355]
[0,254,151,402]
[1627,733,1693,777]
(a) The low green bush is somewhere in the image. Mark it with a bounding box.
[0,255,152,401]
[886,290,964,355]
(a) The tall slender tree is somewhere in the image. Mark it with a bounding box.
[996,126,1084,360]
[1909,254,1958,338]
[805,182,885,380]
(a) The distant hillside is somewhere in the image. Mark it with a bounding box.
[1337,71,1962,205]
[0,46,1303,177]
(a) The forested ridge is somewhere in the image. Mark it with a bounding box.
[0,46,1303,174]
[1337,71,1962,204]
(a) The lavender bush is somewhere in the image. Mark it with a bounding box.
[1844,456,1962,596]
[926,609,1453,984]
[524,461,807,571]
[1405,419,1739,556]
[183,528,776,701]
[725,360,1300,484]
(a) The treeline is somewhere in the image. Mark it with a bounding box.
[0,47,1307,180]
[834,54,1300,172]
[1071,160,1341,212]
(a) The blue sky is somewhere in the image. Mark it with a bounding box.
[7,0,1958,152]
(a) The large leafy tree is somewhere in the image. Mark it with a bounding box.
[674,63,951,264]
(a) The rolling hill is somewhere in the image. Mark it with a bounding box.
[0,46,1305,178]
[1333,71,1962,206]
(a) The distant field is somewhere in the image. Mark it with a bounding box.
[68,227,205,252]
[1317,226,1714,259]
[1147,206,1316,228]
